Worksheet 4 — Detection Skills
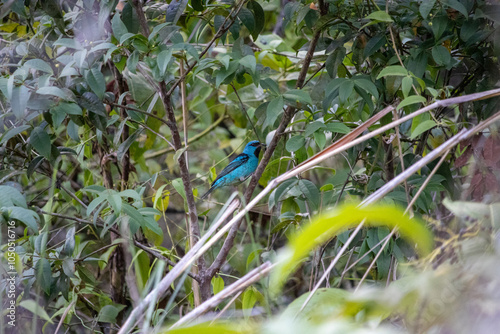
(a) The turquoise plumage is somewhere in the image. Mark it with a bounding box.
[200,141,263,199]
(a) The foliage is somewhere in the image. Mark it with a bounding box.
[1,0,500,333]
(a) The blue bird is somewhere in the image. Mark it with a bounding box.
[200,141,263,199]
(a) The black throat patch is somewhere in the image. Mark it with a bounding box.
[254,146,262,158]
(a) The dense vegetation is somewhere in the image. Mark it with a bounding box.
[1,0,500,333]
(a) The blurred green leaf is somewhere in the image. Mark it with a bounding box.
[270,203,434,294]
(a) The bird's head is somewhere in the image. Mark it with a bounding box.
[243,140,264,157]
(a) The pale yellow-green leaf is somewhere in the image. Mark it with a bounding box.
[211,275,225,295]
[270,203,434,294]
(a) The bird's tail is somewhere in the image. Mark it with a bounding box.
[200,186,214,200]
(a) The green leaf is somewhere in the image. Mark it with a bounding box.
[432,45,451,66]
[112,13,128,40]
[30,127,51,158]
[401,76,413,98]
[119,32,136,45]
[397,95,426,110]
[353,78,379,99]
[444,0,468,18]
[264,96,284,128]
[298,179,320,210]
[35,258,52,294]
[118,189,142,202]
[0,125,31,145]
[363,34,386,58]
[25,59,53,74]
[88,112,107,132]
[19,300,53,324]
[27,156,45,179]
[98,305,126,323]
[325,47,346,78]
[270,203,434,294]
[11,85,30,118]
[123,203,148,228]
[127,50,140,74]
[325,122,350,134]
[269,179,298,209]
[313,131,326,150]
[191,0,204,11]
[122,3,140,34]
[0,186,27,208]
[420,0,436,19]
[0,207,38,231]
[165,0,189,25]
[283,89,312,105]
[286,135,305,153]
[108,194,123,213]
[173,147,188,162]
[376,65,408,79]
[157,49,173,77]
[260,78,280,95]
[238,8,255,34]
[86,68,106,99]
[247,1,265,39]
[62,227,75,256]
[366,11,393,22]
[410,120,437,139]
[242,286,262,318]
[54,38,82,49]
[52,102,82,116]
[304,121,326,137]
[37,86,68,100]
[172,178,186,202]
[78,91,107,116]
[62,258,75,277]
[211,276,224,295]
[117,130,142,162]
[239,55,256,74]
[87,195,108,217]
[338,80,354,103]
[77,266,96,284]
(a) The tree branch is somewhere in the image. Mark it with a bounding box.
[158,80,208,296]
[131,0,150,36]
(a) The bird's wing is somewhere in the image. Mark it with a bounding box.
[212,153,249,185]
